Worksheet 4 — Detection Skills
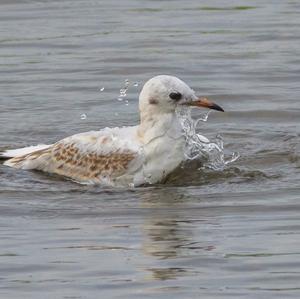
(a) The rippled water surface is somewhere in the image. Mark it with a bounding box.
[0,0,300,298]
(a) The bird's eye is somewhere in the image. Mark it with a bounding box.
[169,92,182,101]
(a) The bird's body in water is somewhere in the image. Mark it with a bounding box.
[1,75,224,187]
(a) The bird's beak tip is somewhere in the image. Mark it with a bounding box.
[212,104,225,112]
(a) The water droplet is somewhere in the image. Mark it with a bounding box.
[225,152,240,165]
[80,113,87,120]
[202,111,211,122]
[133,82,139,87]
[119,87,128,98]
[99,87,105,92]
[215,134,224,149]
[195,111,210,127]
[117,97,123,101]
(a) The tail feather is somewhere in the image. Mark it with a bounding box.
[1,144,51,159]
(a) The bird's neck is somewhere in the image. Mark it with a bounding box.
[137,110,182,144]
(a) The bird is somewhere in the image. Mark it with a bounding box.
[1,75,224,187]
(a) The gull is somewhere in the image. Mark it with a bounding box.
[1,75,224,187]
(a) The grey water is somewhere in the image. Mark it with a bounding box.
[0,0,300,298]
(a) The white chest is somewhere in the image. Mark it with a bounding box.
[134,117,185,185]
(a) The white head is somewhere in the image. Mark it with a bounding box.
[139,75,224,119]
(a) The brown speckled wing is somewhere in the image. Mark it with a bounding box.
[5,129,140,184]
[50,141,137,182]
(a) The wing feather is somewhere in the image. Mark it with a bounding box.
[5,128,143,185]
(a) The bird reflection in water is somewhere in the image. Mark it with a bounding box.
[139,188,216,281]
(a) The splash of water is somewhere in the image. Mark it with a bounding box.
[117,79,132,104]
[119,79,130,97]
[176,107,239,170]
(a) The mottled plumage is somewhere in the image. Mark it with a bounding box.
[5,128,142,185]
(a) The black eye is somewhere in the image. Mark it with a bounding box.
[169,92,182,101]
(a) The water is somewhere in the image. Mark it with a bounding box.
[0,0,300,298]
[177,107,240,169]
